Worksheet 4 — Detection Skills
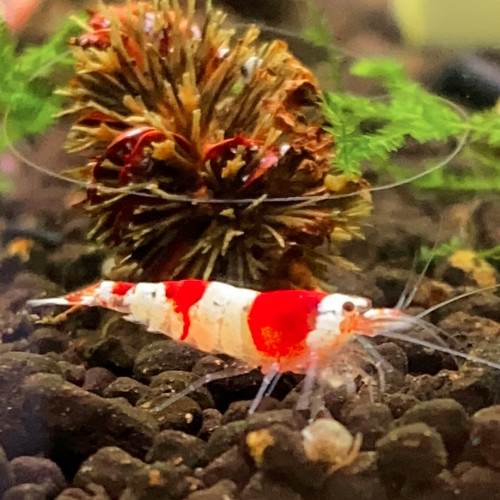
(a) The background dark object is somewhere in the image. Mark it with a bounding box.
[432,56,500,110]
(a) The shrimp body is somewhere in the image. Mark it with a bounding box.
[28,279,406,374]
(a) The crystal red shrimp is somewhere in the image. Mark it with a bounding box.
[27,279,384,369]
[27,279,500,413]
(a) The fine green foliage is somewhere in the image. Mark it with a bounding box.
[321,57,500,192]
[300,0,500,192]
[419,236,500,268]
[323,58,464,176]
[0,17,79,152]
[418,236,463,266]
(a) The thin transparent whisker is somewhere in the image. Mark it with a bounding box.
[415,284,500,319]
[5,103,470,205]
[379,331,500,371]
[397,222,444,310]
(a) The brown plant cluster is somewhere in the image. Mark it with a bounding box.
[60,0,372,290]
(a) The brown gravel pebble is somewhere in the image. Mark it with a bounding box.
[147,370,215,410]
[85,337,135,375]
[55,486,110,500]
[245,409,305,433]
[341,402,394,450]
[376,423,448,495]
[221,399,280,424]
[121,461,202,499]
[10,456,66,497]
[445,367,500,414]
[243,424,328,492]
[0,444,14,495]
[3,483,52,500]
[133,340,203,382]
[21,373,158,468]
[240,471,303,500]
[56,361,85,386]
[146,429,207,468]
[0,352,61,458]
[470,405,500,470]
[320,451,387,500]
[384,392,419,419]
[140,394,203,434]
[81,367,117,396]
[197,409,222,441]
[184,479,237,500]
[29,327,68,354]
[102,376,149,405]
[396,398,469,455]
[73,447,146,498]
[205,420,248,462]
[454,464,500,500]
[200,445,253,489]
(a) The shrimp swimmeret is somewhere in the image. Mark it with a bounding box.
[27,279,500,414]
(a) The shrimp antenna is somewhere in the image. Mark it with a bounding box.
[416,284,500,319]
[3,13,470,206]
[395,220,444,311]
[4,106,470,205]
[380,330,500,371]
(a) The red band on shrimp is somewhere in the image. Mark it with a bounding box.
[112,282,134,296]
[247,290,327,359]
[164,280,208,341]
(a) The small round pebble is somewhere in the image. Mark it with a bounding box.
[141,394,203,434]
[320,451,387,500]
[384,392,419,419]
[86,336,135,374]
[29,327,68,354]
[3,483,51,500]
[133,340,202,382]
[376,423,447,486]
[201,446,253,488]
[185,479,237,500]
[147,370,214,409]
[240,472,302,500]
[341,402,393,450]
[244,424,327,491]
[55,487,100,500]
[146,429,207,468]
[205,420,248,462]
[102,377,149,406]
[197,409,222,441]
[56,361,85,386]
[470,405,500,469]
[10,456,66,496]
[81,367,117,396]
[0,445,14,495]
[455,464,500,500]
[73,446,146,498]
[446,367,498,414]
[397,398,469,454]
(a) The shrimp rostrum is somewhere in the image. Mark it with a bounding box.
[28,279,500,414]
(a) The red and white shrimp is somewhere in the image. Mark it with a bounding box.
[27,278,500,414]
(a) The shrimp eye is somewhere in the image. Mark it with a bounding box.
[342,301,355,313]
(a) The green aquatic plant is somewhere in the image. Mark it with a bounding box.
[419,236,500,268]
[322,58,464,176]
[0,16,79,152]
[300,0,500,193]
